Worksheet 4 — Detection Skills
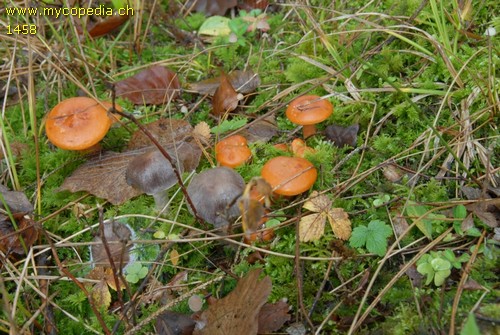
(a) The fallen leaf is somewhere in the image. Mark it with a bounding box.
[193,121,211,144]
[87,266,126,292]
[155,311,195,335]
[170,249,180,266]
[299,192,352,241]
[258,300,291,334]
[185,0,237,16]
[90,220,134,269]
[212,72,241,116]
[88,13,129,37]
[239,115,278,143]
[0,213,38,257]
[328,207,352,241]
[299,213,326,242]
[58,151,143,205]
[189,70,260,95]
[0,185,33,214]
[193,269,271,335]
[239,0,269,11]
[324,124,359,148]
[90,279,111,309]
[198,15,231,36]
[127,118,194,150]
[115,66,180,105]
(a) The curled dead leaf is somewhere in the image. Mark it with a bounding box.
[212,72,241,117]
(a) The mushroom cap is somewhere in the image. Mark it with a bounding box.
[215,134,252,168]
[261,156,317,196]
[187,167,245,228]
[286,95,333,126]
[126,149,181,196]
[46,97,112,150]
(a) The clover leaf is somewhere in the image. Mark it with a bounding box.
[125,262,148,284]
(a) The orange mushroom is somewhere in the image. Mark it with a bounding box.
[46,97,114,151]
[261,156,317,196]
[286,95,333,139]
[215,134,252,168]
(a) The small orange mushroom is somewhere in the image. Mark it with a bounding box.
[261,156,317,196]
[215,134,252,168]
[286,95,333,139]
[46,97,114,151]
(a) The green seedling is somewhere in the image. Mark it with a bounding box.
[416,250,469,286]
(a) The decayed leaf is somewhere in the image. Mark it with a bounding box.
[115,65,180,105]
[239,116,278,143]
[0,185,33,214]
[190,70,260,95]
[328,207,351,241]
[170,249,180,266]
[239,0,269,11]
[0,213,38,257]
[90,221,134,269]
[300,192,351,242]
[58,151,143,205]
[87,266,126,292]
[324,124,359,148]
[127,118,194,150]
[212,72,241,116]
[299,213,326,242]
[194,269,272,335]
[257,300,291,334]
[185,0,237,16]
[156,311,196,335]
[90,279,111,309]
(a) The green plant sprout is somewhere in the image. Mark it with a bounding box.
[125,263,148,284]
[416,250,470,286]
[349,220,393,256]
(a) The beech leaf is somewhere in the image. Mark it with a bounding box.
[194,269,271,335]
[212,72,241,116]
[115,66,180,105]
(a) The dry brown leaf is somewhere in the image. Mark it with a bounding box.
[90,279,111,309]
[58,151,143,205]
[194,269,271,335]
[239,115,278,143]
[239,0,269,11]
[258,300,291,334]
[115,66,180,105]
[300,192,351,241]
[0,185,33,214]
[299,214,325,242]
[88,13,129,37]
[212,72,240,117]
[185,0,237,16]
[190,70,260,95]
[87,267,126,292]
[328,207,351,240]
[127,118,193,150]
[324,124,359,148]
[0,213,38,257]
[90,221,133,269]
[156,311,196,335]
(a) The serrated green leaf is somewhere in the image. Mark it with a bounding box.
[349,225,368,248]
[211,117,248,135]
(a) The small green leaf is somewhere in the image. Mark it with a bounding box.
[137,266,148,279]
[199,16,231,36]
[126,273,139,284]
[349,220,392,256]
[460,313,481,335]
[417,262,434,285]
[349,225,368,248]
[431,258,451,271]
[153,230,165,239]
[453,205,467,220]
[211,117,248,135]
[434,269,450,286]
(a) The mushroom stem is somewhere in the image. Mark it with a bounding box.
[152,191,170,212]
[302,125,317,139]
